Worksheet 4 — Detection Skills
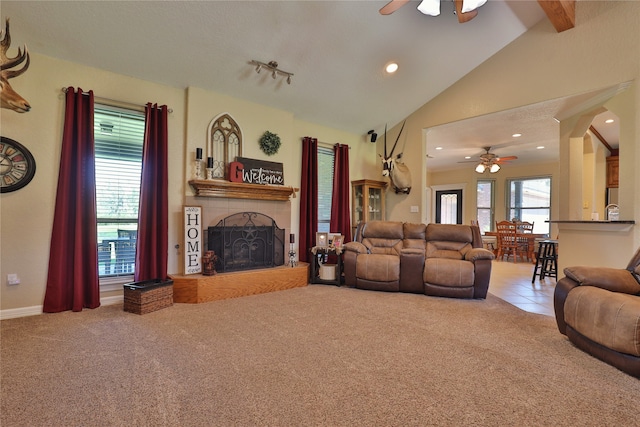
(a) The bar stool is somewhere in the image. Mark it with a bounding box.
[532,239,558,282]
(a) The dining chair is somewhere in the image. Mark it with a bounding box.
[495,220,525,263]
[516,221,534,261]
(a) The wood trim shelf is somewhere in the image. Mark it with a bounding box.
[189,179,299,201]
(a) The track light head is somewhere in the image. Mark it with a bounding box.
[250,60,294,85]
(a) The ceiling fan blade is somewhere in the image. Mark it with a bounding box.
[380,0,411,15]
[454,0,478,23]
[495,156,518,163]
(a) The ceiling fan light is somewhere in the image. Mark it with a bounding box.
[461,0,488,13]
[475,164,486,173]
[417,0,440,16]
[489,163,501,173]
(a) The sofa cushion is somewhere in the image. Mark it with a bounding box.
[356,254,400,283]
[403,222,427,251]
[423,258,474,287]
[363,238,403,256]
[564,286,640,357]
[362,221,404,239]
[361,221,404,256]
[426,241,472,260]
[425,223,473,244]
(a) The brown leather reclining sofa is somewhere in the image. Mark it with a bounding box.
[343,221,495,299]
[554,246,640,378]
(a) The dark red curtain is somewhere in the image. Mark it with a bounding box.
[134,103,169,281]
[299,137,318,262]
[43,87,100,313]
[330,143,351,243]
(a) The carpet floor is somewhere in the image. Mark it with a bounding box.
[1,285,639,426]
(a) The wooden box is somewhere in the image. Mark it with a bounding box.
[123,279,174,315]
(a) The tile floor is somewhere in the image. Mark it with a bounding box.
[488,259,557,317]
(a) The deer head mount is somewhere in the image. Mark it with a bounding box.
[1,19,31,113]
[379,121,412,194]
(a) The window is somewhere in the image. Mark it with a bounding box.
[476,180,494,233]
[317,147,334,232]
[506,176,551,235]
[94,105,145,278]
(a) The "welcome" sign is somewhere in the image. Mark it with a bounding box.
[229,157,284,185]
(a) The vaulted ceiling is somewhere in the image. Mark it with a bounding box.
[2,1,573,137]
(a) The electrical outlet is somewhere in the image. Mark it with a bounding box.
[410,205,419,213]
[7,274,20,285]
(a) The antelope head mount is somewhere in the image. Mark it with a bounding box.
[379,120,412,194]
[1,19,31,113]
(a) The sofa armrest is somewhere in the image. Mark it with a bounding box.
[563,266,640,295]
[344,241,368,254]
[464,247,495,262]
[554,277,580,335]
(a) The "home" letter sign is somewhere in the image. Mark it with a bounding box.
[184,206,202,275]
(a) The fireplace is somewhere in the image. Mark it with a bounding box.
[207,212,285,273]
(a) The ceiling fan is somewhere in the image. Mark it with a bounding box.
[380,0,487,23]
[458,147,518,173]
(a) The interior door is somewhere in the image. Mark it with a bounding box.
[435,189,463,224]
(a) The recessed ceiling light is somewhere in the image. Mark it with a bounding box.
[435,146,443,150]
[605,119,614,124]
[512,133,522,138]
[464,156,471,159]
[385,62,399,74]
[536,146,545,149]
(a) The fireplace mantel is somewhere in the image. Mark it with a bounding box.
[189,179,298,201]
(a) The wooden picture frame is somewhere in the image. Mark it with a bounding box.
[183,206,203,275]
[332,235,344,249]
[316,232,328,247]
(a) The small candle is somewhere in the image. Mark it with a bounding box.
[290,233,295,244]
[196,148,202,160]
[207,157,213,168]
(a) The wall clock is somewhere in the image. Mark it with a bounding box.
[0,136,36,193]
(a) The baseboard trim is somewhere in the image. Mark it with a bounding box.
[0,305,42,320]
[1,295,124,320]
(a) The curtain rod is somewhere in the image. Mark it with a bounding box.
[61,87,173,114]
[316,140,351,150]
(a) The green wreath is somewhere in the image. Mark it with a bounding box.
[259,131,281,156]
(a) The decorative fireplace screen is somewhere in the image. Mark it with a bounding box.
[207,212,285,273]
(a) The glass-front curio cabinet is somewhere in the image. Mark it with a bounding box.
[352,179,387,237]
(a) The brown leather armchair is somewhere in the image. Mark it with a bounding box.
[554,246,640,378]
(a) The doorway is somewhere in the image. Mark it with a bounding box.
[435,189,463,224]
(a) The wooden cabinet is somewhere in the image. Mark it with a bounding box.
[606,156,619,188]
[352,179,387,237]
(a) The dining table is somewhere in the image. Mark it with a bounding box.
[483,231,548,263]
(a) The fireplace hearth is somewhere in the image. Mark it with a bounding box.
[207,212,284,273]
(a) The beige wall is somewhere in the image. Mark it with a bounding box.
[383,1,639,270]
[427,162,560,235]
[0,53,373,314]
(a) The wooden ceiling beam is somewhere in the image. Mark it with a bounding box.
[537,0,576,33]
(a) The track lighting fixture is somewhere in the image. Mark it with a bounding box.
[250,60,294,85]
